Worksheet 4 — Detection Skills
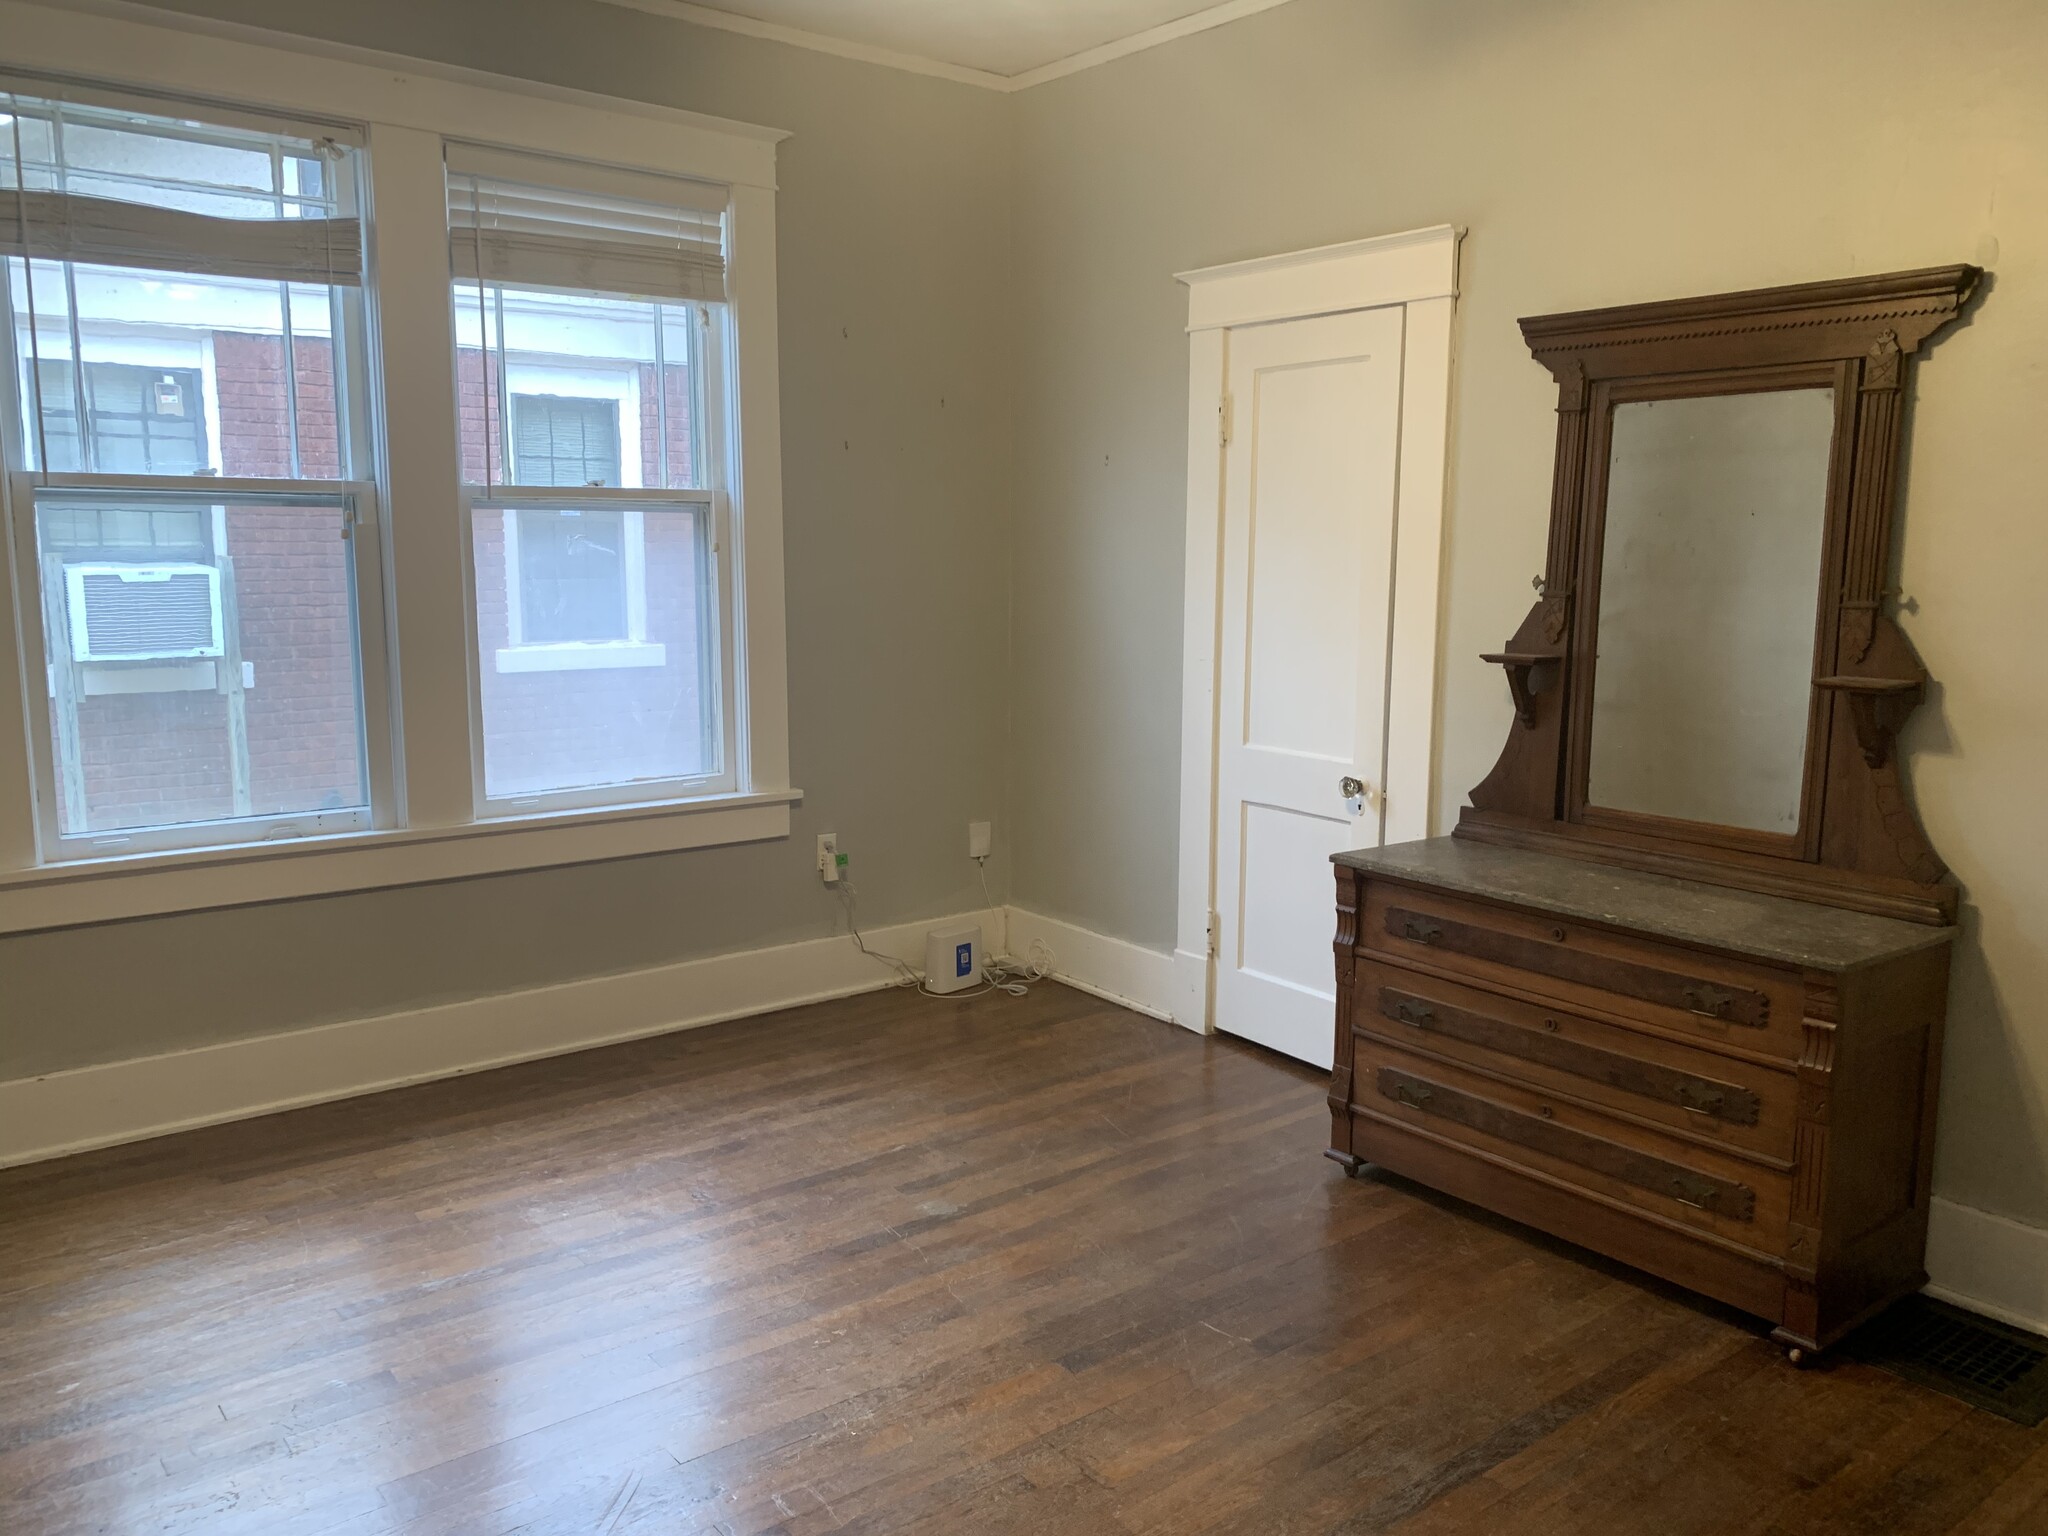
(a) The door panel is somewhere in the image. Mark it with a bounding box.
[1214,306,1405,1067]
[1244,359,1371,760]
[1240,800,1355,994]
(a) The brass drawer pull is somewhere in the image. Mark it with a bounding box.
[1675,1083,1727,1116]
[1668,1174,1723,1210]
[1374,1066,1756,1222]
[1374,987,1762,1127]
[1682,984,1735,1020]
[1390,1080,1435,1110]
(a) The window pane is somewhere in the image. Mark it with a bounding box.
[454,285,705,490]
[516,507,628,643]
[473,502,719,798]
[34,492,368,837]
[0,96,347,217]
[9,261,349,478]
[1,91,360,480]
[511,393,621,488]
[34,360,208,474]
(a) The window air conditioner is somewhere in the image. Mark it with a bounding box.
[64,563,226,662]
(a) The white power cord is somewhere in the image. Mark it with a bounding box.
[835,856,1055,1001]
[975,854,1055,994]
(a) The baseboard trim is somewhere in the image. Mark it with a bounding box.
[0,907,981,1170]
[1925,1197,2048,1336]
[1004,906,1185,1029]
[1171,947,1212,1034]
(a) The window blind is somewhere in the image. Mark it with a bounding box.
[445,145,727,305]
[0,188,362,283]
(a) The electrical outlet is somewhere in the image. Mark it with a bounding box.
[817,833,839,884]
[968,820,992,860]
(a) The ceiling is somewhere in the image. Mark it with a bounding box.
[637,0,1285,83]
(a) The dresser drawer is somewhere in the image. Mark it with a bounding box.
[1349,1035,1790,1255]
[1352,957,1796,1163]
[1359,880,1806,1060]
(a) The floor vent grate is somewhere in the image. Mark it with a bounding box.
[1849,1296,2048,1426]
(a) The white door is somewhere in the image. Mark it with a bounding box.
[1213,306,1405,1068]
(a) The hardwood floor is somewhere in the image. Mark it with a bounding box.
[3,982,2044,1535]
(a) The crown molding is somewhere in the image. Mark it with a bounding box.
[597,0,1011,88]
[1006,0,1306,90]
[596,0,1307,93]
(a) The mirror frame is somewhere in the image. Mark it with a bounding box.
[1460,267,1980,926]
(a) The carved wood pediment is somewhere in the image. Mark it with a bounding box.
[1461,267,1978,926]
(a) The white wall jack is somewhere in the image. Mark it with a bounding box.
[817,832,841,884]
[968,820,991,860]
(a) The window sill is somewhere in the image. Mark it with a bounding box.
[495,641,667,674]
[0,789,799,935]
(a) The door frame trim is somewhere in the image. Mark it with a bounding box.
[1172,225,1461,1032]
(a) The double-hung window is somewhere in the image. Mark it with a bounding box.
[0,4,791,932]
[448,147,734,809]
[1,83,386,857]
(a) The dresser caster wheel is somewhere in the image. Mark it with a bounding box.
[1785,1345,1810,1367]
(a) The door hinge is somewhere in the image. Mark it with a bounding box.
[1218,392,1233,447]
[1206,908,1220,958]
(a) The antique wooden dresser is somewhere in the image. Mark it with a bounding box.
[1326,268,1977,1359]
[1327,838,1951,1357]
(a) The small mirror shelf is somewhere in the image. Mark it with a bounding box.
[1480,651,1559,728]
[1460,267,1979,925]
[1814,674,1924,769]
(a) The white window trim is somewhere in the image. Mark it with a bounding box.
[494,638,665,673]
[0,789,801,933]
[0,1,795,934]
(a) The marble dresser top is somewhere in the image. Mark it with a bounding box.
[1334,836,1953,973]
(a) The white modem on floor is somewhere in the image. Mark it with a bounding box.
[923,922,982,995]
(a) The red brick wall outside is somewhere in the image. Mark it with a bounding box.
[66,691,234,831]
[60,333,704,834]
[454,346,504,487]
[640,361,697,489]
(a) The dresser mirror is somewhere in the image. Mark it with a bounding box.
[1583,385,1836,838]
[1461,267,1980,925]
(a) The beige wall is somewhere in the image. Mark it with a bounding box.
[1008,0,2048,1228]
[0,0,1016,1075]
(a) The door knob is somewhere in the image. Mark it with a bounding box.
[1340,776,1369,815]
